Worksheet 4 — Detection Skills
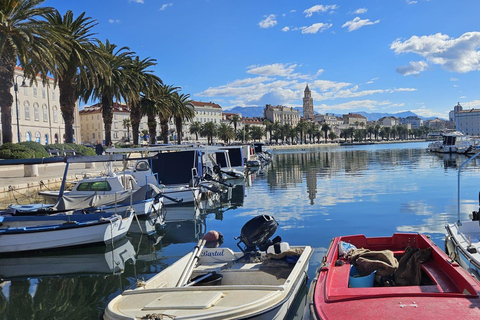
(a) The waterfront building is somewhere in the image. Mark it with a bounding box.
[183,100,223,143]
[378,116,398,127]
[315,113,342,126]
[400,116,423,129]
[264,104,300,127]
[79,103,153,145]
[303,84,314,120]
[454,104,480,136]
[426,118,448,131]
[0,67,81,144]
[343,113,367,126]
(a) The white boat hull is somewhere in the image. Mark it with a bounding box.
[0,212,133,253]
[162,186,200,206]
[104,245,313,320]
[445,221,480,280]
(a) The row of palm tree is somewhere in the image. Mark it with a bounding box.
[0,0,194,146]
[187,121,265,144]
[339,124,430,143]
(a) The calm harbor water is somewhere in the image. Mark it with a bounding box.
[2,141,480,319]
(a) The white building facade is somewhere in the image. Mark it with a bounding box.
[1,67,81,144]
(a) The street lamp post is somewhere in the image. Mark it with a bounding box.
[14,75,27,143]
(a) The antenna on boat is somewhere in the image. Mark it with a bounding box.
[457,152,480,225]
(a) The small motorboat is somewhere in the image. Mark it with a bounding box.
[0,209,133,253]
[306,233,480,320]
[445,152,480,281]
[104,215,313,320]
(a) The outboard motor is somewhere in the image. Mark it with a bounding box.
[236,215,281,253]
[472,192,480,221]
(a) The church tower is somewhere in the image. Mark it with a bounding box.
[303,84,314,120]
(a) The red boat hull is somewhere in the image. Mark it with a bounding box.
[308,233,480,319]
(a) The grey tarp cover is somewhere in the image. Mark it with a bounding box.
[347,248,399,277]
[52,186,156,211]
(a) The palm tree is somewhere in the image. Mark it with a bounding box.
[200,121,217,145]
[171,91,194,144]
[217,123,235,144]
[43,10,108,143]
[86,39,134,146]
[0,0,55,144]
[189,121,202,141]
[296,120,309,144]
[125,56,162,145]
[328,131,337,142]
[229,114,241,139]
[122,118,131,142]
[263,119,273,142]
[139,95,159,145]
[321,123,330,144]
[250,126,264,142]
[157,84,178,144]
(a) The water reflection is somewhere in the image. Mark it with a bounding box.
[4,142,480,319]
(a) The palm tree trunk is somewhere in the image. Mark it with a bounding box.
[148,114,156,144]
[130,102,141,145]
[101,95,113,146]
[175,117,182,144]
[159,115,169,144]
[0,53,15,144]
[58,66,77,144]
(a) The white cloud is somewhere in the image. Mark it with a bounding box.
[282,26,290,32]
[159,3,173,11]
[247,63,297,77]
[391,32,480,73]
[366,77,379,84]
[304,5,338,17]
[259,14,277,29]
[108,19,121,24]
[450,77,459,81]
[353,8,367,14]
[129,0,144,3]
[396,60,428,76]
[301,23,333,34]
[407,0,418,4]
[342,17,380,32]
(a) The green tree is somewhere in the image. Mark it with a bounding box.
[229,114,241,139]
[250,126,264,142]
[0,0,55,143]
[200,121,217,145]
[171,91,194,144]
[86,40,134,146]
[321,123,331,143]
[217,123,235,144]
[189,121,202,141]
[263,119,273,142]
[44,10,108,143]
[126,56,162,145]
[328,131,337,142]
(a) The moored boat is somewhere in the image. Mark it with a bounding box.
[104,215,313,320]
[306,232,480,319]
[0,209,133,253]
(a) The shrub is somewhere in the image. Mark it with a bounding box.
[45,143,96,156]
[0,142,49,159]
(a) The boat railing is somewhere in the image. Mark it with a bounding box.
[457,151,480,225]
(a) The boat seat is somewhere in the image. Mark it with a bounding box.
[421,260,458,293]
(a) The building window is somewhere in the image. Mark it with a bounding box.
[33,86,38,97]
[45,134,49,144]
[42,88,46,99]
[24,102,30,120]
[114,122,118,129]
[42,105,48,122]
[23,86,28,95]
[34,103,39,121]
[52,90,55,100]
[114,115,117,120]
[26,132,32,141]
[53,106,58,123]
[35,131,41,143]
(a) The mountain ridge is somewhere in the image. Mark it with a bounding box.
[225,106,442,121]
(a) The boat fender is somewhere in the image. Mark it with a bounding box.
[203,230,224,248]
[267,242,290,254]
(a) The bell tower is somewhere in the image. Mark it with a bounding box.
[303,84,314,120]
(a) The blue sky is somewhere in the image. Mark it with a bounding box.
[44,0,480,119]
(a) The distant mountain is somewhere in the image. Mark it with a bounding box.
[226,106,264,118]
[225,106,441,121]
